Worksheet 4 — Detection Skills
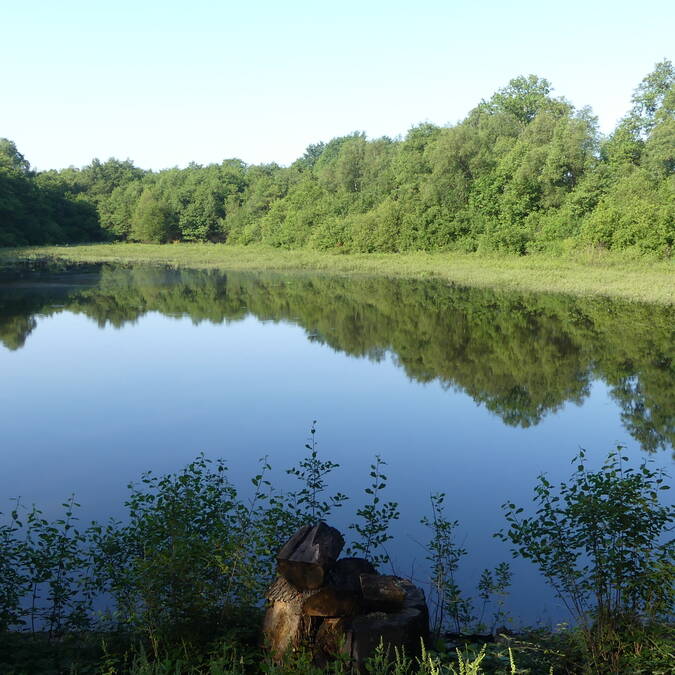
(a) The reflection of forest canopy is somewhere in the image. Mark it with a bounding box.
[0,264,672,453]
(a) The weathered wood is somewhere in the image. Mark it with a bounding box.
[300,558,375,617]
[262,601,323,661]
[310,580,430,669]
[263,576,321,660]
[349,608,426,665]
[326,557,376,594]
[262,601,305,659]
[277,522,344,590]
[359,574,406,611]
[313,606,428,669]
[262,522,429,668]
[301,586,360,617]
[266,574,317,603]
[315,617,352,661]
[400,578,429,642]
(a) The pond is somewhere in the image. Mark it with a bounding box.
[1,262,673,625]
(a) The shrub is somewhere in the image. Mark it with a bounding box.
[497,446,674,671]
[89,455,290,644]
[581,170,675,254]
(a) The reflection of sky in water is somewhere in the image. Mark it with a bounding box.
[2,307,670,626]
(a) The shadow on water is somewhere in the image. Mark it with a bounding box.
[0,261,673,455]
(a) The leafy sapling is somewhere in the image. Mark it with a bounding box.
[286,421,348,525]
[421,492,474,636]
[348,454,400,567]
[477,562,512,633]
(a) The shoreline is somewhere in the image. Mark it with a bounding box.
[1,243,673,305]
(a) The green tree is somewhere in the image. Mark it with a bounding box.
[0,139,31,175]
[483,74,555,124]
[130,188,174,243]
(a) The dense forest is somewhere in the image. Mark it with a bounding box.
[1,62,673,254]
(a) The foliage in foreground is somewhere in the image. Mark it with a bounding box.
[0,433,672,673]
[498,447,674,672]
[2,61,673,255]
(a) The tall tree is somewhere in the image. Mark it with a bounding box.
[130,188,174,243]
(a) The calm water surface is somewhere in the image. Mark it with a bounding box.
[1,263,673,624]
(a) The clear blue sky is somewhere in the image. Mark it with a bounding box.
[3,0,673,171]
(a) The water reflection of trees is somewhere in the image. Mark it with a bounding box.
[1,264,672,453]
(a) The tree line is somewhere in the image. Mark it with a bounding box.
[1,62,673,254]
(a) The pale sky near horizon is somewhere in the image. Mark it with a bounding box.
[2,0,673,172]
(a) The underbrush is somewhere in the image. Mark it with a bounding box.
[0,427,672,673]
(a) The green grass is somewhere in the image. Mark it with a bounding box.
[2,243,673,305]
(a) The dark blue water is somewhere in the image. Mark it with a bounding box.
[1,263,672,626]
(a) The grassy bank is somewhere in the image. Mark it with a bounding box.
[1,243,674,305]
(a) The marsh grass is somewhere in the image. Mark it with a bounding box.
[1,243,673,305]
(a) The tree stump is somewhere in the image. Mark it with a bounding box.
[262,523,429,669]
[360,573,407,611]
[315,617,352,664]
[399,578,429,642]
[306,576,429,667]
[326,557,376,593]
[302,558,376,617]
[277,522,345,590]
[262,575,320,659]
[302,586,361,617]
[348,608,427,665]
[314,606,428,667]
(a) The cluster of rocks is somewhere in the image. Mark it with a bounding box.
[262,522,429,668]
